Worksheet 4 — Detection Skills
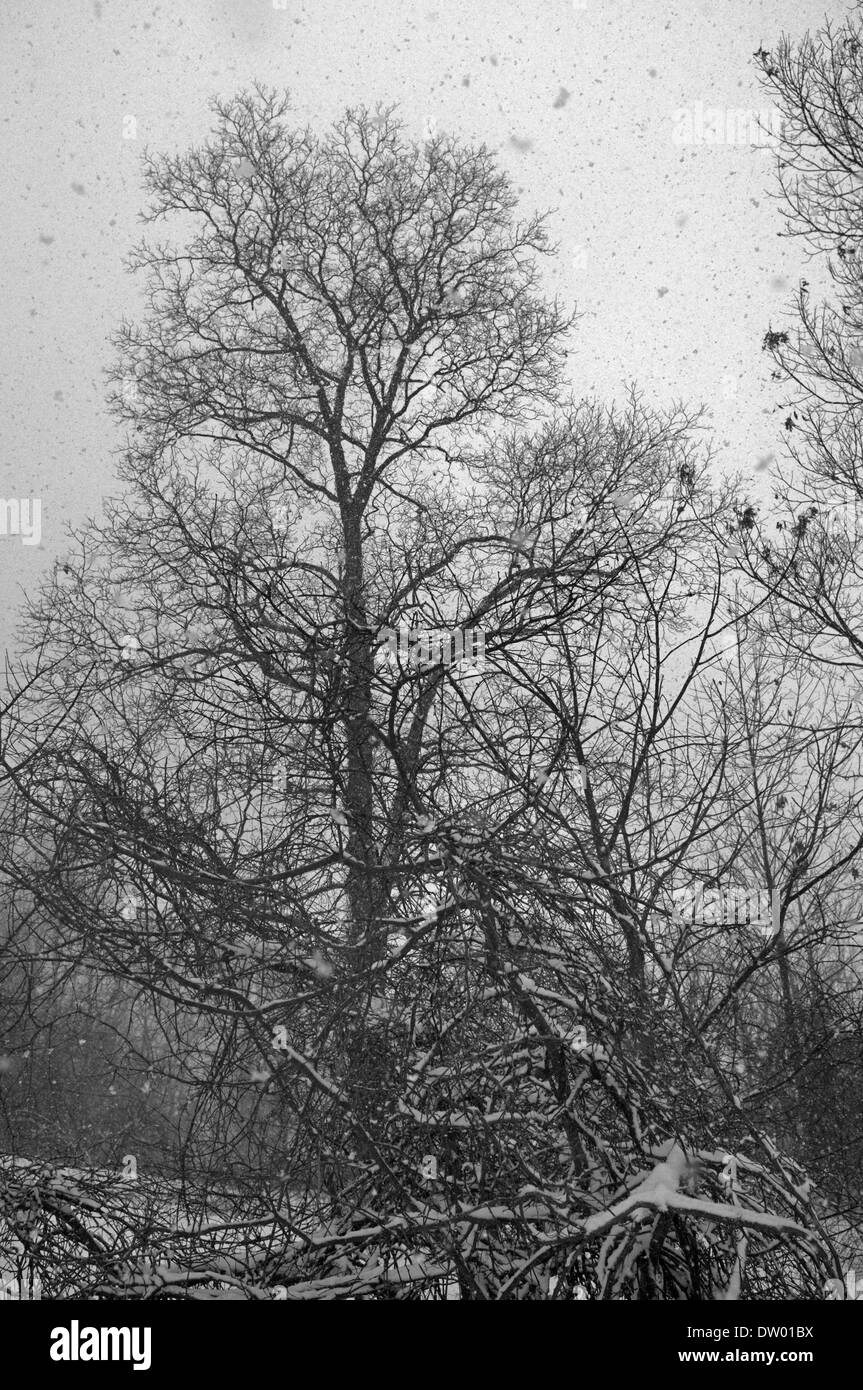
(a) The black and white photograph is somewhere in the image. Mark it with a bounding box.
[1,0,862,1364]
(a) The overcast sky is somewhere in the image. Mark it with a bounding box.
[0,0,849,658]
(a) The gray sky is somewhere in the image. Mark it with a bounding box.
[0,0,849,658]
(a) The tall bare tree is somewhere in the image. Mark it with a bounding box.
[0,91,846,1299]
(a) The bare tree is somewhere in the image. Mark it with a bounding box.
[0,92,845,1299]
